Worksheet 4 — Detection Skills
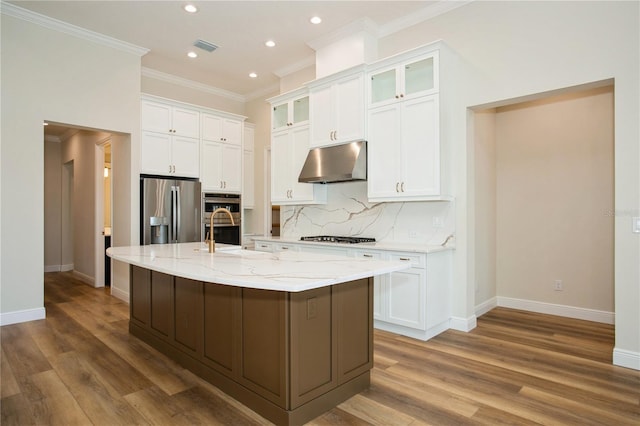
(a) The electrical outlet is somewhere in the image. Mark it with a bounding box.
[554,280,563,291]
[409,230,419,239]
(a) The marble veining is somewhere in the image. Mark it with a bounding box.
[281,181,455,245]
[107,242,409,292]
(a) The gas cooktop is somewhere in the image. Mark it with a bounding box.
[300,236,376,244]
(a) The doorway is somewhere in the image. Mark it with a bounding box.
[472,82,615,323]
[43,123,116,289]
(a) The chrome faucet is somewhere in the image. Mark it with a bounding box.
[208,207,235,253]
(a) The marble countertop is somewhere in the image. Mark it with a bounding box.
[250,236,455,254]
[107,242,409,292]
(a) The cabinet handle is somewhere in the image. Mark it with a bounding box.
[395,95,400,99]
[400,94,404,98]
[396,182,400,192]
[173,165,176,173]
[281,246,289,250]
[401,182,405,192]
[400,257,411,261]
[223,181,227,189]
[363,254,373,258]
[260,244,268,248]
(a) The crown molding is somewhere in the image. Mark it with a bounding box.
[306,17,379,51]
[0,1,149,57]
[378,1,475,38]
[244,83,281,102]
[273,54,316,78]
[141,67,246,103]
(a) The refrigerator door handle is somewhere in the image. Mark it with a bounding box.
[175,186,181,242]
[171,186,177,243]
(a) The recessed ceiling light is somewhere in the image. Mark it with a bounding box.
[310,16,322,24]
[184,4,197,13]
[187,51,198,58]
[249,72,257,78]
[265,40,276,48]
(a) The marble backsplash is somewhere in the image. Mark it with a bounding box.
[281,181,455,246]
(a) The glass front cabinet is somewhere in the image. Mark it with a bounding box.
[271,92,309,131]
[369,51,439,108]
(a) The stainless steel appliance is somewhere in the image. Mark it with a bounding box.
[140,176,202,245]
[202,193,241,246]
[298,141,367,183]
[300,236,375,244]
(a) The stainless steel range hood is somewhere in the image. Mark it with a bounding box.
[298,141,367,184]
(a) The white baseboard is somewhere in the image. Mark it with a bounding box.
[0,307,46,326]
[110,287,129,303]
[475,297,497,318]
[613,348,640,371]
[497,296,614,324]
[72,270,95,286]
[44,264,74,272]
[449,315,477,332]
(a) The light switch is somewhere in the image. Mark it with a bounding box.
[633,217,640,233]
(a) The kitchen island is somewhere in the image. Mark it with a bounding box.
[107,242,409,425]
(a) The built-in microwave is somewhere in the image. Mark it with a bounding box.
[202,193,241,246]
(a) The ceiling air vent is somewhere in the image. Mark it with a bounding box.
[193,39,218,53]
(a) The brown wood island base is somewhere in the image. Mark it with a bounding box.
[128,265,374,426]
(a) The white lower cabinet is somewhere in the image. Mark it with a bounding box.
[251,239,451,341]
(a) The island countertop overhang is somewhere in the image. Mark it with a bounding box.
[107,242,410,292]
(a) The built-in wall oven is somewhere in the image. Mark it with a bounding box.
[202,193,241,246]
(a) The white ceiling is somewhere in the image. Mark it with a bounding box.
[10,1,456,100]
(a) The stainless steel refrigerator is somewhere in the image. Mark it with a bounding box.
[140,176,202,245]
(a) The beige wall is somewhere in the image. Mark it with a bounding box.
[495,86,614,311]
[1,14,141,320]
[376,1,638,364]
[44,141,62,270]
[473,110,497,308]
[141,76,245,116]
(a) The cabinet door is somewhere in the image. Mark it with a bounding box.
[202,114,223,141]
[243,149,255,208]
[272,102,290,131]
[174,277,202,355]
[309,84,334,147]
[289,126,315,202]
[172,107,199,138]
[386,267,426,330]
[334,73,365,144]
[351,251,385,320]
[223,119,242,145]
[369,66,398,106]
[130,266,151,325]
[270,131,291,203]
[292,96,310,126]
[203,283,238,376]
[403,55,437,99]
[141,101,172,134]
[401,95,440,197]
[141,131,172,176]
[367,104,402,200]
[201,140,223,190]
[221,143,242,193]
[172,136,200,178]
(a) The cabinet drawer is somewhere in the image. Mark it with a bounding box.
[389,252,425,268]
[351,250,383,260]
[254,242,274,252]
[274,243,300,252]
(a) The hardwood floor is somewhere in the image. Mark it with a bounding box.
[2,272,639,425]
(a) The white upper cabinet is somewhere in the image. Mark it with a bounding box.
[367,43,448,202]
[308,66,366,148]
[201,113,244,193]
[369,51,439,108]
[271,94,309,132]
[202,113,242,145]
[243,123,255,209]
[140,97,200,177]
[141,100,200,138]
[268,89,326,205]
